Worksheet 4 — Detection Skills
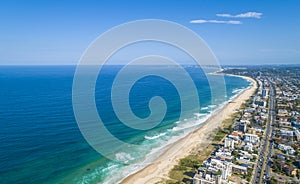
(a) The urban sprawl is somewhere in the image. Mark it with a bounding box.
[192,66,300,184]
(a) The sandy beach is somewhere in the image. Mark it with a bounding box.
[120,75,257,184]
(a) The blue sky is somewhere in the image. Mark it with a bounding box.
[0,0,299,65]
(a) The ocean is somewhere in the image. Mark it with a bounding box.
[0,65,251,184]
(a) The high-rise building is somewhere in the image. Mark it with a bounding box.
[262,89,268,98]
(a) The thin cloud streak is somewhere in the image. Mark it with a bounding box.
[216,12,262,19]
[190,19,242,25]
[259,48,300,54]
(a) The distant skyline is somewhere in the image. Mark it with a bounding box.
[0,0,299,65]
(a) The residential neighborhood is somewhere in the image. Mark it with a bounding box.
[193,67,300,184]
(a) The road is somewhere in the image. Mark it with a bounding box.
[261,80,299,184]
[263,79,276,183]
[252,78,275,184]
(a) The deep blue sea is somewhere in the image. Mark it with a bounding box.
[0,65,251,184]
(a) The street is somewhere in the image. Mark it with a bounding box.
[252,79,275,184]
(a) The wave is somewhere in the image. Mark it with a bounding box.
[75,163,119,184]
[208,104,217,109]
[170,123,198,132]
[193,113,206,117]
[115,152,134,164]
[175,121,181,124]
[100,101,226,183]
[232,88,244,94]
[82,82,252,184]
[229,87,247,101]
[144,132,167,140]
[170,114,210,133]
[98,113,213,184]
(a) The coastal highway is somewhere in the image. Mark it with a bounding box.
[252,78,275,184]
[260,80,299,184]
[263,79,275,184]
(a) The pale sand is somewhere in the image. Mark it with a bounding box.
[120,75,257,184]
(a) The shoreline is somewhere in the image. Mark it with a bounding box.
[120,75,257,184]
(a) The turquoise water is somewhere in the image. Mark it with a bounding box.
[0,66,251,184]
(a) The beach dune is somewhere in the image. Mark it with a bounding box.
[120,75,257,184]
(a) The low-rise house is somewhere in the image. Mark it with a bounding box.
[279,121,292,127]
[291,111,299,117]
[255,100,267,108]
[260,112,267,118]
[224,137,235,149]
[279,116,289,122]
[228,131,241,141]
[239,150,254,159]
[244,108,255,114]
[251,127,264,133]
[280,130,294,141]
[237,157,251,164]
[248,129,256,135]
[243,142,254,152]
[276,154,287,160]
[242,112,252,120]
[294,129,300,141]
[193,170,221,184]
[292,121,300,128]
[291,168,298,177]
[278,144,295,155]
[278,109,289,116]
[214,148,233,161]
[231,164,248,175]
[254,116,264,125]
[244,133,259,144]
[283,165,297,176]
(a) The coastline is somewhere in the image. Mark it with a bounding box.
[119,75,257,184]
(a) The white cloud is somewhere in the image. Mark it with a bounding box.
[259,48,300,54]
[190,19,242,25]
[216,12,262,19]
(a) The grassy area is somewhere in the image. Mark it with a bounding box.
[213,128,227,142]
[167,155,202,184]
[231,169,252,182]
